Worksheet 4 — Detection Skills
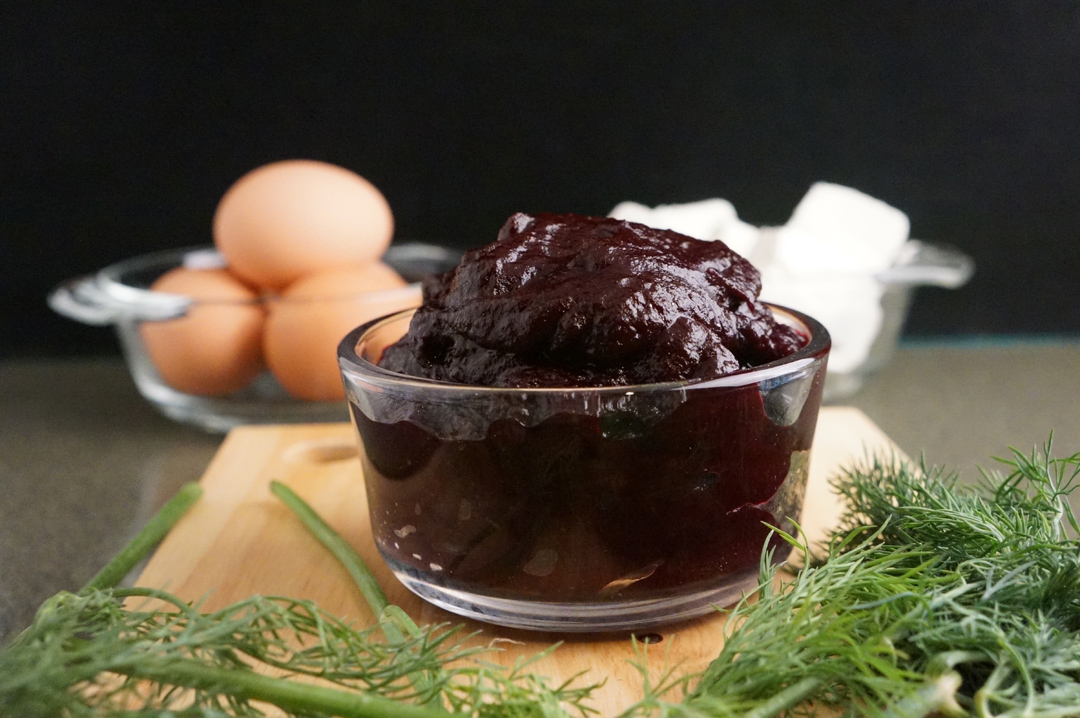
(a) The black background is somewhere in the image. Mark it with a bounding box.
[3,2,1078,358]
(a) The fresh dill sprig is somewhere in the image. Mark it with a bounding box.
[676,440,1080,718]
[0,482,600,718]
[0,588,463,717]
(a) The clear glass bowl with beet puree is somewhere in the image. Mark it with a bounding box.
[339,306,830,632]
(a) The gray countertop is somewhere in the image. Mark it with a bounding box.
[2,342,1078,643]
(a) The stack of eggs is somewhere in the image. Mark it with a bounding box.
[141,160,414,402]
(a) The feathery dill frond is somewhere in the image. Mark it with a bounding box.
[680,441,1080,717]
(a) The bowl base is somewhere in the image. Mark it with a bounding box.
[390,565,763,633]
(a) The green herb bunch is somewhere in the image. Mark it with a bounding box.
[4,442,1080,717]
[663,442,1080,717]
[0,483,598,718]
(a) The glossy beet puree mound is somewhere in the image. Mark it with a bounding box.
[380,212,803,387]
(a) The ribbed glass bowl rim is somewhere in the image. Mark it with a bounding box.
[338,303,831,395]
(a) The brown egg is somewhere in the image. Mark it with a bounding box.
[212,160,394,290]
[141,268,265,396]
[264,263,418,401]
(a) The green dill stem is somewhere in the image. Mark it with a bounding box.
[270,482,390,616]
[737,676,821,718]
[269,481,414,642]
[81,483,203,593]
[118,657,452,718]
[270,481,445,706]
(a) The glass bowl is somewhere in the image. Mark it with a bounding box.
[754,238,974,402]
[338,305,831,632]
[48,243,459,432]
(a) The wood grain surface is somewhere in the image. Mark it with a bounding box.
[136,407,899,715]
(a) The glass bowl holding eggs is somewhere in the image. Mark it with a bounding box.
[49,160,460,432]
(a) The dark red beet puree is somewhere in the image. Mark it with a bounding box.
[379,212,803,387]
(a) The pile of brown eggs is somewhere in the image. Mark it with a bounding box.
[140,160,416,402]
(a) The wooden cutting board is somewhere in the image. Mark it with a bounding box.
[136,407,899,715]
